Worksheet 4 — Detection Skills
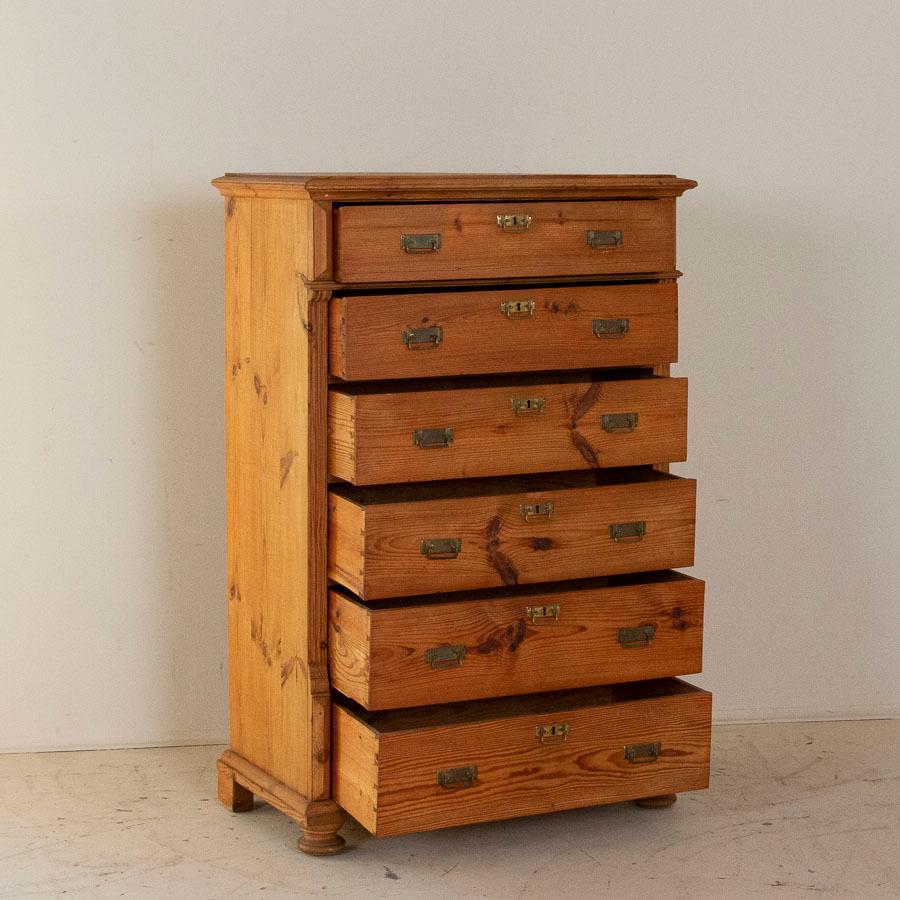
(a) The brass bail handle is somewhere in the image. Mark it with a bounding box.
[437,765,477,790]
[624,741,661,764]
[425,644,467,669]
[601,412,639,433]
[609,521,645,543]
[421,537,462,560]
[617,624,657,648]
[401,233,441,253]
[413,427,454,449]
[403,325,443,350]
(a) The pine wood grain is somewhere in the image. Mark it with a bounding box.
[328,573,704,709]
[213,172,697,201]
[334,201,674,282]
[329,282,678,380]
[327,471,696,599]
[327,375,687,485]
[332,680,711,836]
[215,172,704,851]
[222,193,333,804]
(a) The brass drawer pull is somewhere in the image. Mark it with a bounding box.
[425,644,467,669]
[617,624,656,648]
[609,521,646,543]
[625,741,661,764]
[586,229,623,249]
[500,299,535,319]
[437,765,477,790]
[536,723,570,745]
[497,213,532,232]
[421,537,462,560]
[511,397,545,416]
[403,325,443,350]
[592,318,629,338]
[601,412,639,433]
[413,427,454,449]
[526,604,560,625]
[520,501,554,522]
[401,233,441,253]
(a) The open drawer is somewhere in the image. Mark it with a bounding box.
[332,677,711,836]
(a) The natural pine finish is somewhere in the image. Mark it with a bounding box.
[328,282,678,381]
[217,753,345,855]
[328,573,704,709]
[214,172,703,854]
[334,200,674,282]
[328,374,687,485]
[214,173,697,201]
[332,679,711,836]
[219,193,342,851]
[328,470,697,599]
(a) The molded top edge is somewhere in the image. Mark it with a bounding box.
[212,172,698,200]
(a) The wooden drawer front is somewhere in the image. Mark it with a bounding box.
[329,375,686,485]
[328,471,695,600]
[333,200,674,283]
[332,679,711,836]
[329,573,704,709]
[329,283,678,380]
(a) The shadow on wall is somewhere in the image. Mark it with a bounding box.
[151,194,228,743]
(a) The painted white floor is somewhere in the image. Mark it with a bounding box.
[0,720,896,899]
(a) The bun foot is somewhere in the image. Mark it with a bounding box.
[634,793,677,809]
[297,830,347,856]
[296,799,346,855]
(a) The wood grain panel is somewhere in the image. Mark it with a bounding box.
[334,201,674,282]
[223,194,332,802]
[327,471,696,599]
[328,375,687,484]
[328,573,704,709]
[329,282,678,381]
[332,679,711,836]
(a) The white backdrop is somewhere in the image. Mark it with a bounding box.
[2,1,898,751]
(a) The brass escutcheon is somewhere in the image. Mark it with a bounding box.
[536,723,570,745]
[500,299,536,319]
[526,604,561,625]
[497,214,532,232]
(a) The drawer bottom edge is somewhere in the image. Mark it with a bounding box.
[358,775,710,838]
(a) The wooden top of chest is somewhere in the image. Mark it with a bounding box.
[212,173,697,201]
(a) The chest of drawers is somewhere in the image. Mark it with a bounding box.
[213,173,708,855]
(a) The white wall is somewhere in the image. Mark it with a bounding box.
[2,0,898,751]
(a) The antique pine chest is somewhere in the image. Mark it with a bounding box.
[213,173,708,853]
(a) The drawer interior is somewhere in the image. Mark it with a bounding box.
[330,464,682,504]
[337,676,707,732]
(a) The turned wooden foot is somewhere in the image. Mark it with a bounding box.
[634,793,678,809]
[217,751,347,853]
[217,758,255,812]
[296,799,346,855]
